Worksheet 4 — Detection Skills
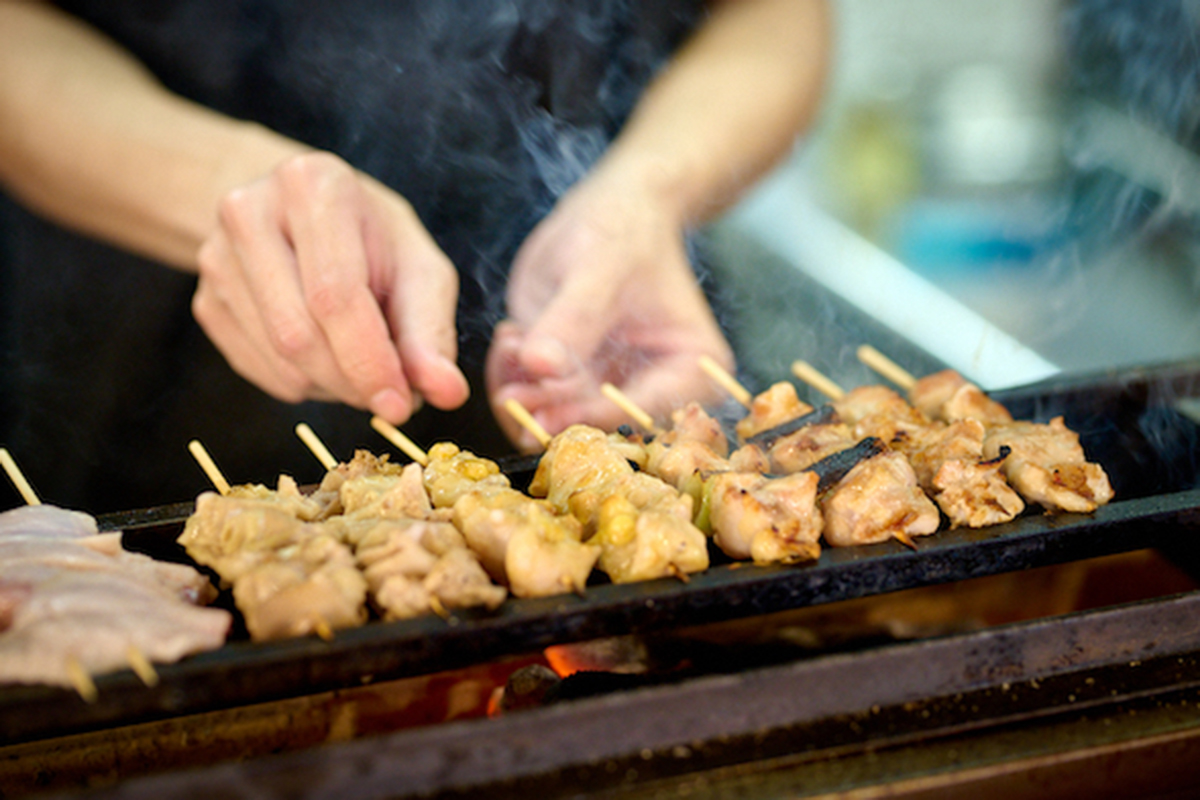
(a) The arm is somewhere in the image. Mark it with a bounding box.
[0,0,467,422]
[488,0,831,448]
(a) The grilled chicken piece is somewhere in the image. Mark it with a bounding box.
[181,491,369,640]
[833,385,933,445]
[767,422,856,474]
[593,496,710,583]
[899,419,1025,528]
[707,471,822,564]
[736,382,814,440]
[909,369,1013,425]
[339,460,438,521]
[232,532,368,640]
[0,505,230,688]
[423,442,511,509]
[452,486,599,597]
[982,417,1114,513]
[532,425,709,581]
[821,450,941,547]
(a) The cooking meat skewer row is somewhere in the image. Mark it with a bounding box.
[597,383,819,565]
[790,361,1025,529]
[856,345,1012,425]
[856,346,1114,514]
[1,452,227,699]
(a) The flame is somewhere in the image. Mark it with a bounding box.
[543,644,588,677]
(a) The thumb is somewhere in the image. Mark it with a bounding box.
[390,245,470,412]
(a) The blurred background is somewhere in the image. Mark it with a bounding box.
[712,0,1200,392]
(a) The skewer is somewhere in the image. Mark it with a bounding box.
[126,645,160,687]
[599,383,661,435]
[295,423,338,470]
[790,361,846,400]
[856,345,916,391]
[0,447,41,506]
[187,440,231,495]
[64,656,98,704]
[502,398,552,449]
[698,355,752,408]
[369,416,429,466]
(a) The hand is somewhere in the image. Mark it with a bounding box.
[192,152,469,423]
[485,170,734,451]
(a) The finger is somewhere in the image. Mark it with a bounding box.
[384,216,469,411]
[277,157,414,420]
[217,181,354,401]
[513,266,618,381]
[193,272,325,403]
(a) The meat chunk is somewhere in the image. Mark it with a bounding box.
[821,451,941,547]
[707,471,822,564]
[982,417,1114,513]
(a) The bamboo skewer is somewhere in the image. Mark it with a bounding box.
[600,383,661,435]
[187,440,231,495]
[65,656,98,704]
[295,423,338,470]
[502,398,552,449]
[0,447,41,506]
[790,360,846,400]
[126,645,160,687]
[857,345,917,391]
[369,416,429,466]
[698,355,752,408]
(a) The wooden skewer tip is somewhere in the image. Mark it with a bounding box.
[599,382,659,433]
[187,440,231,496]
[126,645,160,687]
[502,398,552,449]
[295,423,338,470]
[857,345,916,391]
[0,447,41,506]
[65,656,98,704]
[698,355,752,408]
[790,360,846,400]
[369,416,429,466]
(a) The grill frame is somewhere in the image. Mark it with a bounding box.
[3,359,1199,745]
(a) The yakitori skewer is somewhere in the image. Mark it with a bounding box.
[856,345,916,390]
[369,416,429,466]
[791,361,846,401]
[503,398,552,449]
[187,440,231,496]
[600,382,661,435]
[698,355,752,408]
[295,423,338,470]
[0,447,40,507]
[1,448,161,696]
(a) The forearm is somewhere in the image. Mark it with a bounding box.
[592,0,831,227]
[0,1,307,270]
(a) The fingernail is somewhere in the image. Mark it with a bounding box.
[369,388,408,421]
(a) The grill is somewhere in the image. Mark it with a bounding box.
[5,359,1200,798]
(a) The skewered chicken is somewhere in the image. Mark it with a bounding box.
[530,425,709,583]
[908,369,1013,425]
[0,505,230,689]
[982,417,1115,513]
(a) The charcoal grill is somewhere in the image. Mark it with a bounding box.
[5,358,1200,798]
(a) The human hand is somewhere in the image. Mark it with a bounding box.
[192,152,469,423]
[485,171,734,451]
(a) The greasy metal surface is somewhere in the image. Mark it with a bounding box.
[56,591,1200,800]
[2,360,1198,745]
